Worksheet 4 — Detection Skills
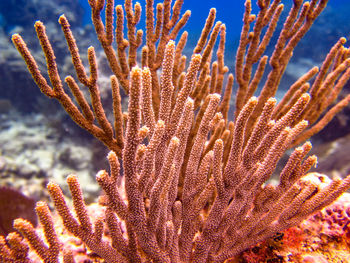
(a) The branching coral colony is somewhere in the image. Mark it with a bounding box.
[2,0,350,262]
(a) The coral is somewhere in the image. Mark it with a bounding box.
[0,0,92,113]
[1,0,350,262]
[0,187,37,236]
[266,191,350,263]
[232,191,350,262]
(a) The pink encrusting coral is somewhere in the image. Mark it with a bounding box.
[311,197,350,240]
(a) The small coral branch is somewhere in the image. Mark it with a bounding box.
[0,202,60,263]
[12,21,122,156]
[235,0,350,146]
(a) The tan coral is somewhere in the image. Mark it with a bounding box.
[1,0,350,262]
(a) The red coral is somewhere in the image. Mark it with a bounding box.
[282,227,304,248]
[241,245,269,263]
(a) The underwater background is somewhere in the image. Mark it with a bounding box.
[0,0,350,237]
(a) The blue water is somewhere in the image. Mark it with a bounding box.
[79,0,350,46]
[1,0,348,53]
[79,0,245,37]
